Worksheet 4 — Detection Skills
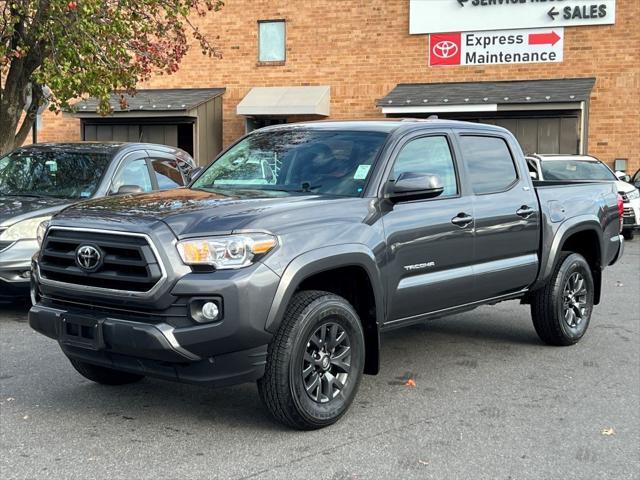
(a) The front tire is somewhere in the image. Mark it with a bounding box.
[258,290,365,430]
[530,252,595,346]
[623,229,634,241]
[69,358,145,385]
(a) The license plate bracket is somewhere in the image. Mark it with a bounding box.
[61,314,104,350]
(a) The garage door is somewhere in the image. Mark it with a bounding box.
[479,116,580,155]
[84,124,179,147]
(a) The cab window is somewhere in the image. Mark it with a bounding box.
[111,158,152,193]
[392,136,458,198]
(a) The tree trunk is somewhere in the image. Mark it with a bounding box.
[0,59,40,156]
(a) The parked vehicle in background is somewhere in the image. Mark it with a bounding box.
[631,169,640,190]
[0,143,195,301]
[29,120,623,429]
[527,154,640,240]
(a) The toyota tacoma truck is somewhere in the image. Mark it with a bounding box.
[29,120,624,430]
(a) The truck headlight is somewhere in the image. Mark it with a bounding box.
[0,216,52,243]
[177,233,277,269]
[626,188,639,201]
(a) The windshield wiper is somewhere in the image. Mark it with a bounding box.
[0,193,47,198]
[257,183,322,193]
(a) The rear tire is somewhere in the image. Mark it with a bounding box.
[530,252,594,346]
[69,358,145,385]
[258,290,365,430]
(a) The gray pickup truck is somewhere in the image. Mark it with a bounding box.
[29,120,624,429]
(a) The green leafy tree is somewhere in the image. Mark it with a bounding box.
[0,0,223,155]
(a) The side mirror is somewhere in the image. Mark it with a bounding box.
[387,172,444,202]
[115,185,144,195]
[530,171,538,180]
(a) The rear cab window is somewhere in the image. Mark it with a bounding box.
[459,135,518,194]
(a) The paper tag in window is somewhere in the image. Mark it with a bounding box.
[353,164,371,180]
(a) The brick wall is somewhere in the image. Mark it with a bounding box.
[36,0,640,170]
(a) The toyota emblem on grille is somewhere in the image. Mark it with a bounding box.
[76,245,102,272]
[433,40,459,59]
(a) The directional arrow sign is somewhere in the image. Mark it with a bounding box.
[529,31,561,46]
[410,0,616,34]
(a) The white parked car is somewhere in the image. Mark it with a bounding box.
[527,154,640,240]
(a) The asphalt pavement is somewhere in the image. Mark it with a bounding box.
[1,241,638,480]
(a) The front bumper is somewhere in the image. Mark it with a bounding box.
[29,302,270,387]
[622,200,640,230]
[0,239,37,294]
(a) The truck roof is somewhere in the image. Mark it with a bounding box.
[10,142,188,158]
[259,118,508,135]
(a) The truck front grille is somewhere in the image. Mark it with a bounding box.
[623,207,635,218]
[39,228,164,293]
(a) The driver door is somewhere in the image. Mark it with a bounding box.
[382,132,475,326]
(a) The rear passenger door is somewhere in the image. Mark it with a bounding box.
[382,132,475,325]
[456,133,540,301]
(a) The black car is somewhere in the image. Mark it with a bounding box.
[0,143,195,301]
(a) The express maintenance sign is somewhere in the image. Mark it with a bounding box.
[410,0,616,34]
[429,28,564,66]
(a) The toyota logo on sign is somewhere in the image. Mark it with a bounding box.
[429,33,462,66]
[433,40,459,59]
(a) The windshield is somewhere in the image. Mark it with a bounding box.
[541,160,617,181]
[0,149,111,199]
[192,129,388,197]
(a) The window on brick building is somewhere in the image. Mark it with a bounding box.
[258,20,286,63]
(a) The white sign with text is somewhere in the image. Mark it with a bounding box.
[429,28,565,66]
[410,0,616,34]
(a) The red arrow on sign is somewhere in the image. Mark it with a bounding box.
[528,31,561,46]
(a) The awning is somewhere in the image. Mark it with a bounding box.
[378,78,595,114]
[237,86,330,116]
[70,88,225,117]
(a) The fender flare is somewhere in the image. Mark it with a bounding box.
[265,244,385,333]
[533,214,604,292]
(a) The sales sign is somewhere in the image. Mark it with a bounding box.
[429,28,564,66]
[410,0,616,34]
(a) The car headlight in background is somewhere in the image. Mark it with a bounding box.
[0,216,52,243]
[626,188,640,201]
[177,233,278,269]
[36,220,50,247]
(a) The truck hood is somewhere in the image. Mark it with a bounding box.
[0,195,72,227]
[54,188,366,237]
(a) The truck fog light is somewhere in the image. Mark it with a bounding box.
[201,302,220,322]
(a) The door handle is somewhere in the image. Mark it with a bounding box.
[451,213,473,228]
[516,206,536,219]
